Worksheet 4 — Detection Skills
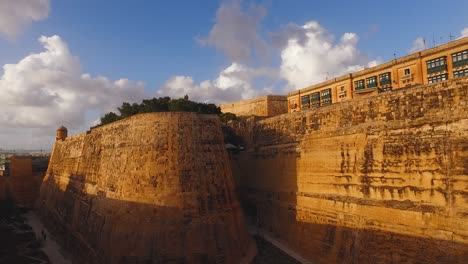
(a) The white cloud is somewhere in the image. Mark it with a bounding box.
[460,28,468,38]
[157,62,275,104]
[0,0,50,38]
[409,37,426,54]
[197,0,268,62]
[0,35,147,149]
[278,21,380,91]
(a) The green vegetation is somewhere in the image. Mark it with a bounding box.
[97,96,243,146]
[98,96,221,126]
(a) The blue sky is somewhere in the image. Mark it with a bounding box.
[0,0,467,149]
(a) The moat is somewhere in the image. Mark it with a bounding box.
[0,204,300,264]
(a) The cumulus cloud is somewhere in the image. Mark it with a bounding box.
[196,0,268,62]
[460,28,468,38]
[0,0,50,38]
[0,35,147,148]
[409,37,426,54]
[278,21,380,91]
[157,62,275,104]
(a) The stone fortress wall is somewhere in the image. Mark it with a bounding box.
[0,156,48,207]
[220,95,288,117]
[232,77,468,263]
[38,112,255,264]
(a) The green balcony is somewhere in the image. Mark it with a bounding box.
[427,64,447,74]
[355,85,365,91]
[379,79,391,85]
[311,102,320,107]
[453,58,468,68]
[378,87,392,93]
[354,87,377,94]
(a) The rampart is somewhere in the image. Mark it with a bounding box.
[0,156,48,207]
[220,95,288,117]
[233,77,468,263]
[38,112,255,264]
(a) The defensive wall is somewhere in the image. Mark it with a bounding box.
[37,112,255,264]
[232,77,468,263]
[0,156,48,207]
[220,95,288,117]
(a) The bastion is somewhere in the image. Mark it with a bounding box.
[37,112,255,264]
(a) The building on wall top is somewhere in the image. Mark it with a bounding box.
[56,125,68,141]
[287,36,468,112]
[220,95,288,117]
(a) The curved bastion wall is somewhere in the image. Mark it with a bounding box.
[37,112,255,264]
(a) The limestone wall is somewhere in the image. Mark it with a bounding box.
[220,95,287,117]
[0,157,47,207]
[38,112,254,264]
[234,78,468,263]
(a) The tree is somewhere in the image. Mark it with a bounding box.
[219,112,238,125]
[98,96,225,126]
[100,112,121,125]
[118,102,140,118]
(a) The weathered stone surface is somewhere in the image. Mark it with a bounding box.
[38,112,255,264]
[0,156,48,207]
[220,95,288,117]
[233,78,468,263]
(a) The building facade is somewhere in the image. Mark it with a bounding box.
[288,37,468,112]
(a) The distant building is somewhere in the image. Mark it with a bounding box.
[220,95,288,117]
[0,154,7,177]
[0,155,50,207]
[288,37,468,112]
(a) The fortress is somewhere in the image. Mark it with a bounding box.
[31,37,468,263]
[222,37,468,262]
[37,113,255,264]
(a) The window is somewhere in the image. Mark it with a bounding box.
[338,86,347,99]
[452,50,468,68]
[301,95,310,109]
[426,57,447,74]
[354,79,365,90]
[428,73,448,83]
[321,89,332,106]
[379,72,391,85]
[366,76,377,88]
[454,69,468,79]
[311,92,320,107]
[404,68,410,75]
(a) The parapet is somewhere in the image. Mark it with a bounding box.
[220,94,288,117]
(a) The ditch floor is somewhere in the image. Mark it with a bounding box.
[0,202,50,264]
[252,236,301,264]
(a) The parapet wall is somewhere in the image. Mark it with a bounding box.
[220,95,287,117]
[38,112,254,264]
[234,77,468,263]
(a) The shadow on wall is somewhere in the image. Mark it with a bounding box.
[35,112,257,264]
[233,123,300,245]
[37,173,249,264]
[233,78,468,263]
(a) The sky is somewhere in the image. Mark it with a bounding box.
[0,0,467,149]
